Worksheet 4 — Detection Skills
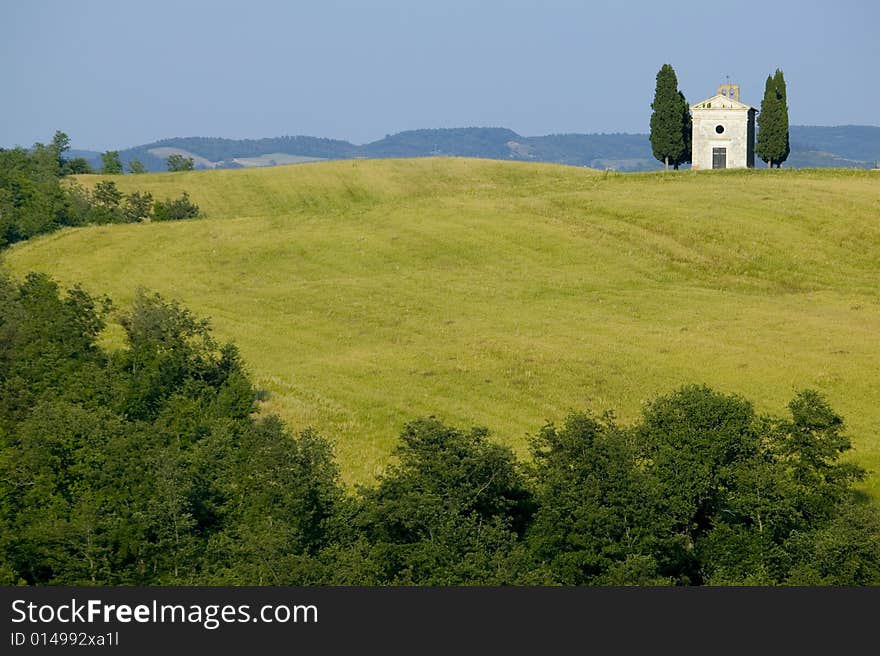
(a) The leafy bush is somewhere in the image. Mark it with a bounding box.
[63,157,93,175]
[152,192,200,221]
[122,190,153,223]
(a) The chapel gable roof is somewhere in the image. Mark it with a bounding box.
[690,94,757,111]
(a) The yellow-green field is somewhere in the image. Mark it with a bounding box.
[4,159,880,495]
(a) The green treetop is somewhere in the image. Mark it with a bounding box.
[128,159,146,174]
[166,154,195,172]
[100,150,123,174]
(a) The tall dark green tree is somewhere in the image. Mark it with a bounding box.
[756,69,790,168]
[650,64,691,170]
[100,150,123,174]
[678,90,692,167]
[772,68,791,165]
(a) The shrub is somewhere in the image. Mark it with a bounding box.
[122,191,154,223]
[153,192,200,221]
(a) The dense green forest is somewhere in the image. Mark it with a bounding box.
[1,273,878,586]
[60,125,880,173]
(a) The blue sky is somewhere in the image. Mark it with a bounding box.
[2,0,877,150]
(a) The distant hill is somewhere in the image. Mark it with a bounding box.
[67,125,880,172]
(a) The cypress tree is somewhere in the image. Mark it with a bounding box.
[678,90,692,168]
[756,74,776,167]
[773,69,790,166]
[650,64,691,171]
[756,69,790,168]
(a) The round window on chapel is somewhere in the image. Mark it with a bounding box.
[715,125,725,134]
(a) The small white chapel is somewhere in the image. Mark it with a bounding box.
[690,83,757,169]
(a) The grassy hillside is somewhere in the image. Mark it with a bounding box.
[4,159,880,494]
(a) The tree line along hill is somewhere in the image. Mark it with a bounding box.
[1,273,878,585]
[61,125,880,174]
